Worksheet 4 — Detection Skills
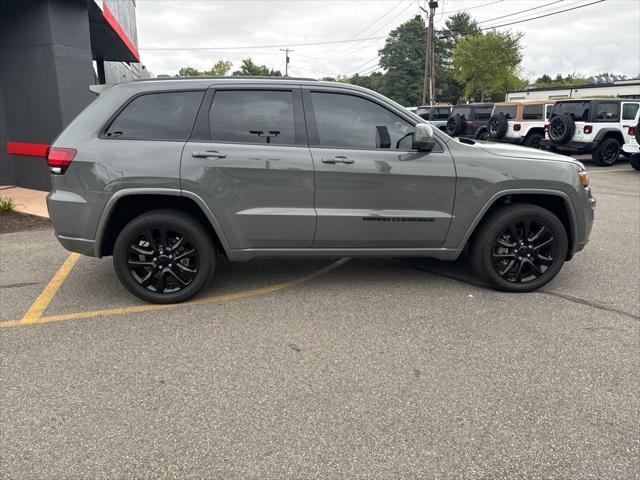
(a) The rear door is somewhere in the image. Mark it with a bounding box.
[181,85,315,249]
[303,88,456,249]
[621,101,640,142]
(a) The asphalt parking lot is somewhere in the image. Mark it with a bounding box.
[1,162,639,479]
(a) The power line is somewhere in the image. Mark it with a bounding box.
[343,56,380,76]
[476,0,563,25]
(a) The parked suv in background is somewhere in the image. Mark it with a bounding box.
[47,78,595,303]
[488,100,554,149]
[543,98,640,166]
[416,104,453,131]
[445,103,494,140]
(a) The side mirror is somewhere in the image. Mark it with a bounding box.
[413,123,435,152]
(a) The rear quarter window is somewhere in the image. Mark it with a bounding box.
[452,107,471,118]
[493,106,517,119]
[473,107,492,121]
[105,91,205,141]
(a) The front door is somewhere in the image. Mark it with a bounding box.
[303,89,456,249]
[181,86,315,249]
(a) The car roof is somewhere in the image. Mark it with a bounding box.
[454,103,494,107]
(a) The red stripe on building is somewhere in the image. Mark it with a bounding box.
[102,2,141,62]
[7,142,49,157]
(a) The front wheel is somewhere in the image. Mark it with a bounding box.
[113,209,215,303]
[524,132,544,149]
[630,154,640,171]
[470,204,568,292]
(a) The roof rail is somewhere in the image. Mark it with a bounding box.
[135,75,319,82]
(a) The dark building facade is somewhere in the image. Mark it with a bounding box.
[0,0,145,191]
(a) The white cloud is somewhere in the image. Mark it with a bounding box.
[135,0,640,80]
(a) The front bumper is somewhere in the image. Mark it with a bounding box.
[575,187,596,255]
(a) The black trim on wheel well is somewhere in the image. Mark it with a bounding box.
[471,193,575,260]
[99,195,224,257]
[593,128,624,144]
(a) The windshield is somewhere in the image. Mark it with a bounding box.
[552,101,590,121]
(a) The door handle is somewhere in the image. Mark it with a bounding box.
[321,156,354,165]
[192,150,227,159]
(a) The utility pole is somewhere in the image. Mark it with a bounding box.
[421,1,438,105]
[280,48,293,76]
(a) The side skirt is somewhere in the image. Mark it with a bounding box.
[227,248,462,262]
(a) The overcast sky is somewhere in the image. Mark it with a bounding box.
[135,0,640,81]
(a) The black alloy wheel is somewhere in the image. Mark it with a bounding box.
[593,137,621,166]
[114,210,215,303]
[548,115,575,145]
[470,203,568,292]
[490,219,556,284]
[126,227,199,294]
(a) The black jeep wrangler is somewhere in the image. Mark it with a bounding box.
[445,103,494,140]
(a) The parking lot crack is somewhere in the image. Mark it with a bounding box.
[538,290,640,321]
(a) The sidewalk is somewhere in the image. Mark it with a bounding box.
[0,186,49,218]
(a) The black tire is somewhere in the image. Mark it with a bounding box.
[629,154,640,171]
[476,129,490,141]
[592,136,621,166]
[524,131,544,149]
[113,209,215,303]
[548,115,575,145]
[470,204,568,292]
[446,115,465,136]
[488,114,508,139]
[636,121,640,143]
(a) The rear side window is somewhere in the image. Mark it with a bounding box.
[494,106,517,119]
[622,103,640,120]
[595,102,619,122]
[553,101,590,121]
[209,90,295,145]
[106,91,204,140]
[474,107,492,121]
[523,105,544,120]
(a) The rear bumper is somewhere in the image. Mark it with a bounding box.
[622,142,639,154]
[541,139,594,152]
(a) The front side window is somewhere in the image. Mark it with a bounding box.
[494,106,517,119]
[209,90,295,145]
[622,103,640,120]
[523,105,544,120]
[310,92,414,150]
[474,107,492,121]
[106,91,204,140]
[595,102,619,122]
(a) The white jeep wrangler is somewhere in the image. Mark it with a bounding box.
[487,100,554,149]
[622,120,640,170]
[542,98,640,166]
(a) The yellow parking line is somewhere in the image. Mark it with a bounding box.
[587,168,634,174]
[19,253,81,324]
[0,257,349,329]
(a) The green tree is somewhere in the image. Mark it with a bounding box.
[533,72,586,87]
[177,66,202,77]
[232,58,282,76]
[205,60,232,76]
[378,15,426,106]
[453,30,523,101]
[347,71,385,92]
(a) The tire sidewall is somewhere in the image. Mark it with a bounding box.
[549,115,575,145]
[524,132,544,148]
[594,137,621,166]
[488,114,508,139]
[473,205,569,292]
[113,211,215,304]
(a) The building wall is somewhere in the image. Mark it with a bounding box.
[507,82,640,101]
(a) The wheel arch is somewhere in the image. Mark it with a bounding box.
[594,128,624,144]
[462,189,578,260]
[95,188,230,258]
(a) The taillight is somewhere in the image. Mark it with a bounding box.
[47,147,76,174]
[544,124,549,132]
[583,125,593,134]
[629,126,637,136]
[465,122,474,134]
[513,123,521,131]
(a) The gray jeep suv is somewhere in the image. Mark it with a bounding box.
[47,77,596,303]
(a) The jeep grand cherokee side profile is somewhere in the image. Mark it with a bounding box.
[47,78,595,303]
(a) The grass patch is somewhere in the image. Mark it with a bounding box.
[0,196,16,213]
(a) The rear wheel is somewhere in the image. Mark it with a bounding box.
[593,137,621,166]
[524,132,544,149]
[477,129,489,141]
[113,209,215,303]
[629,154,640,171]
[470,204,568,292]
